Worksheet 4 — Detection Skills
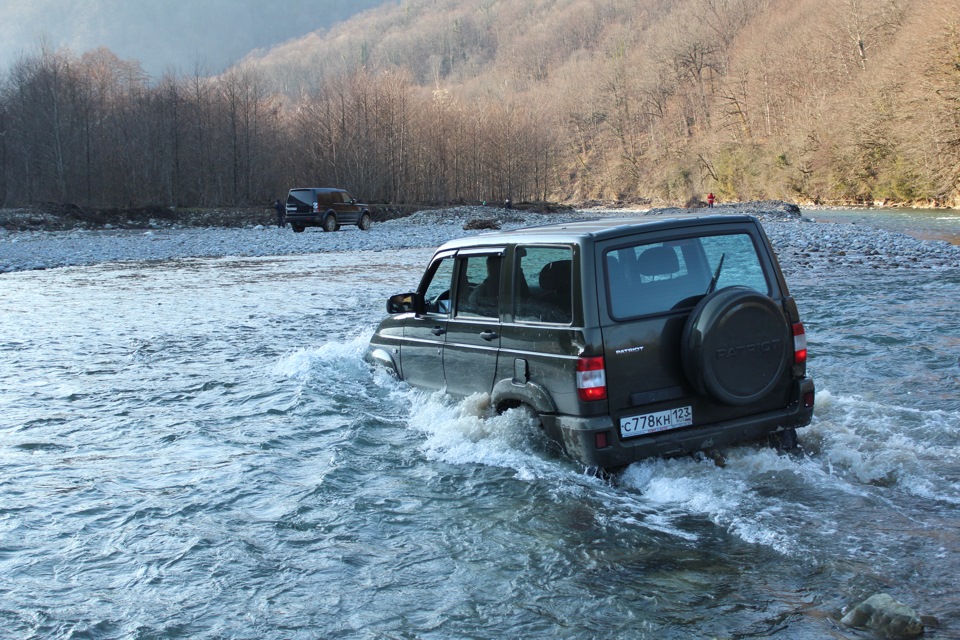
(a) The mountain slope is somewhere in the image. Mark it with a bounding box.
[241,0,960,206]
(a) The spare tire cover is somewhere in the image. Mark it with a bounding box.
[682,286,790,406]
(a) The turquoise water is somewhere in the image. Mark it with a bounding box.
[1,242,958,638]
[808,207,960,245]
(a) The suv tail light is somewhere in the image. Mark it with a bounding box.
[576,356,607,401]
[793,322,807,364]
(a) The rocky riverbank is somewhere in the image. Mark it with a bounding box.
[1,202,957,274]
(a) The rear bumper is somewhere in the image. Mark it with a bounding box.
[541,377,815,469]
[286,213,321,226]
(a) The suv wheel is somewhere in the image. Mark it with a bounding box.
[681,286,791,406]
[322,214,339,232]
[358,213,372,231]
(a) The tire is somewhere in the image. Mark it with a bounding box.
[681,286,791,406]
[322,214,339,232]
[770,427,800,452]
[291,224,305,233]
[358,212,372,231]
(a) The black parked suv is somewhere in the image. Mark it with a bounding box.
[368,214,814,470]
[285,188,372,232]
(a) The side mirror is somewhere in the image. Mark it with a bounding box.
[387,292,418,314]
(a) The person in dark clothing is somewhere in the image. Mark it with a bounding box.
[274,199,286,227]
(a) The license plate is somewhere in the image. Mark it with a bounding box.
[619,406,693,439]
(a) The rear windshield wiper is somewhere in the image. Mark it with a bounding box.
[706,253,725,295]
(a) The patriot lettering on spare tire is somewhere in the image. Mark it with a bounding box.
[682,286,791,405]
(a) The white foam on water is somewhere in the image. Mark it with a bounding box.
[280,332,960,556]
[616,452,808,554]
[805,389,960,503]
[405,391,560,480]
[273,332,373,381]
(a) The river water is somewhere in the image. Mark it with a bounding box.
[1,216,959,638]
[811,207,960,245]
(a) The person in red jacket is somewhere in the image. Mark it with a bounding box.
[707,193,715,208]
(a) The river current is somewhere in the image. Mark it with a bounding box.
[1,216,959,638]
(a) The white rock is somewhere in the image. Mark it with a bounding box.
[841,593,923,637]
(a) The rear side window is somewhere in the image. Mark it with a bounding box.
[606,233,768,318]
[514,246,573,324]
[456,254,502,318]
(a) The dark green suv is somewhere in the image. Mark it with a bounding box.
[368,214,814,470]
[285,187,371,233]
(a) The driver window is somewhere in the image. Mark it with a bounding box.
[422,257,454,314]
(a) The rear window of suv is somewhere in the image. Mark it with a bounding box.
[287,190,313,206]
[605,232,768,318]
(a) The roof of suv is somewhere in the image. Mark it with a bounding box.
[289,187,347,194]
[438,213,760,249]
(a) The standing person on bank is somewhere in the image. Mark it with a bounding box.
[707,193,715,208]
[274,199,286,228]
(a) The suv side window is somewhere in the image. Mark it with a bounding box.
[422,257,455,314]
[456,255,502,318]
[606,233,768,318]
[514,246,573,324]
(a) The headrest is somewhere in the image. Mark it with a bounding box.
[636,246,679,277]
[539,260,571,292]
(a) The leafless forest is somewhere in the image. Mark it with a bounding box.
[1,0,958,210]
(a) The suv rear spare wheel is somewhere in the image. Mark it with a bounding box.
[682,286,791,406]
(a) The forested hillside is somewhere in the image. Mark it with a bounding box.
[2,0,958,210]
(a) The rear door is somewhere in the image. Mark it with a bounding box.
[599,225,791,442]
[333,190,360,224]
[442,250,503,397]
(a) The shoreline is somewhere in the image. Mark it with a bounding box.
[1,204,958,275]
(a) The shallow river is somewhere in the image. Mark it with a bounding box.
[1,237,959,638]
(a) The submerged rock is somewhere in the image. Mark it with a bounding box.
[841,593,923,637]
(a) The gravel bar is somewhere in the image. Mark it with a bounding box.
[1,204,957,274]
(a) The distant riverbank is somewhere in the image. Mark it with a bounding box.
[1,203,958,274]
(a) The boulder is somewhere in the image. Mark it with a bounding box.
[841,593,923,638]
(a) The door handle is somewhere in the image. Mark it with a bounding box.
[480,330,499,341]
[431,326,446,336]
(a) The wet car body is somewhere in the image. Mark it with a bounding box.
[368,214,815,470]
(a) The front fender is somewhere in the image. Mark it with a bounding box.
[367,346,399,377]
